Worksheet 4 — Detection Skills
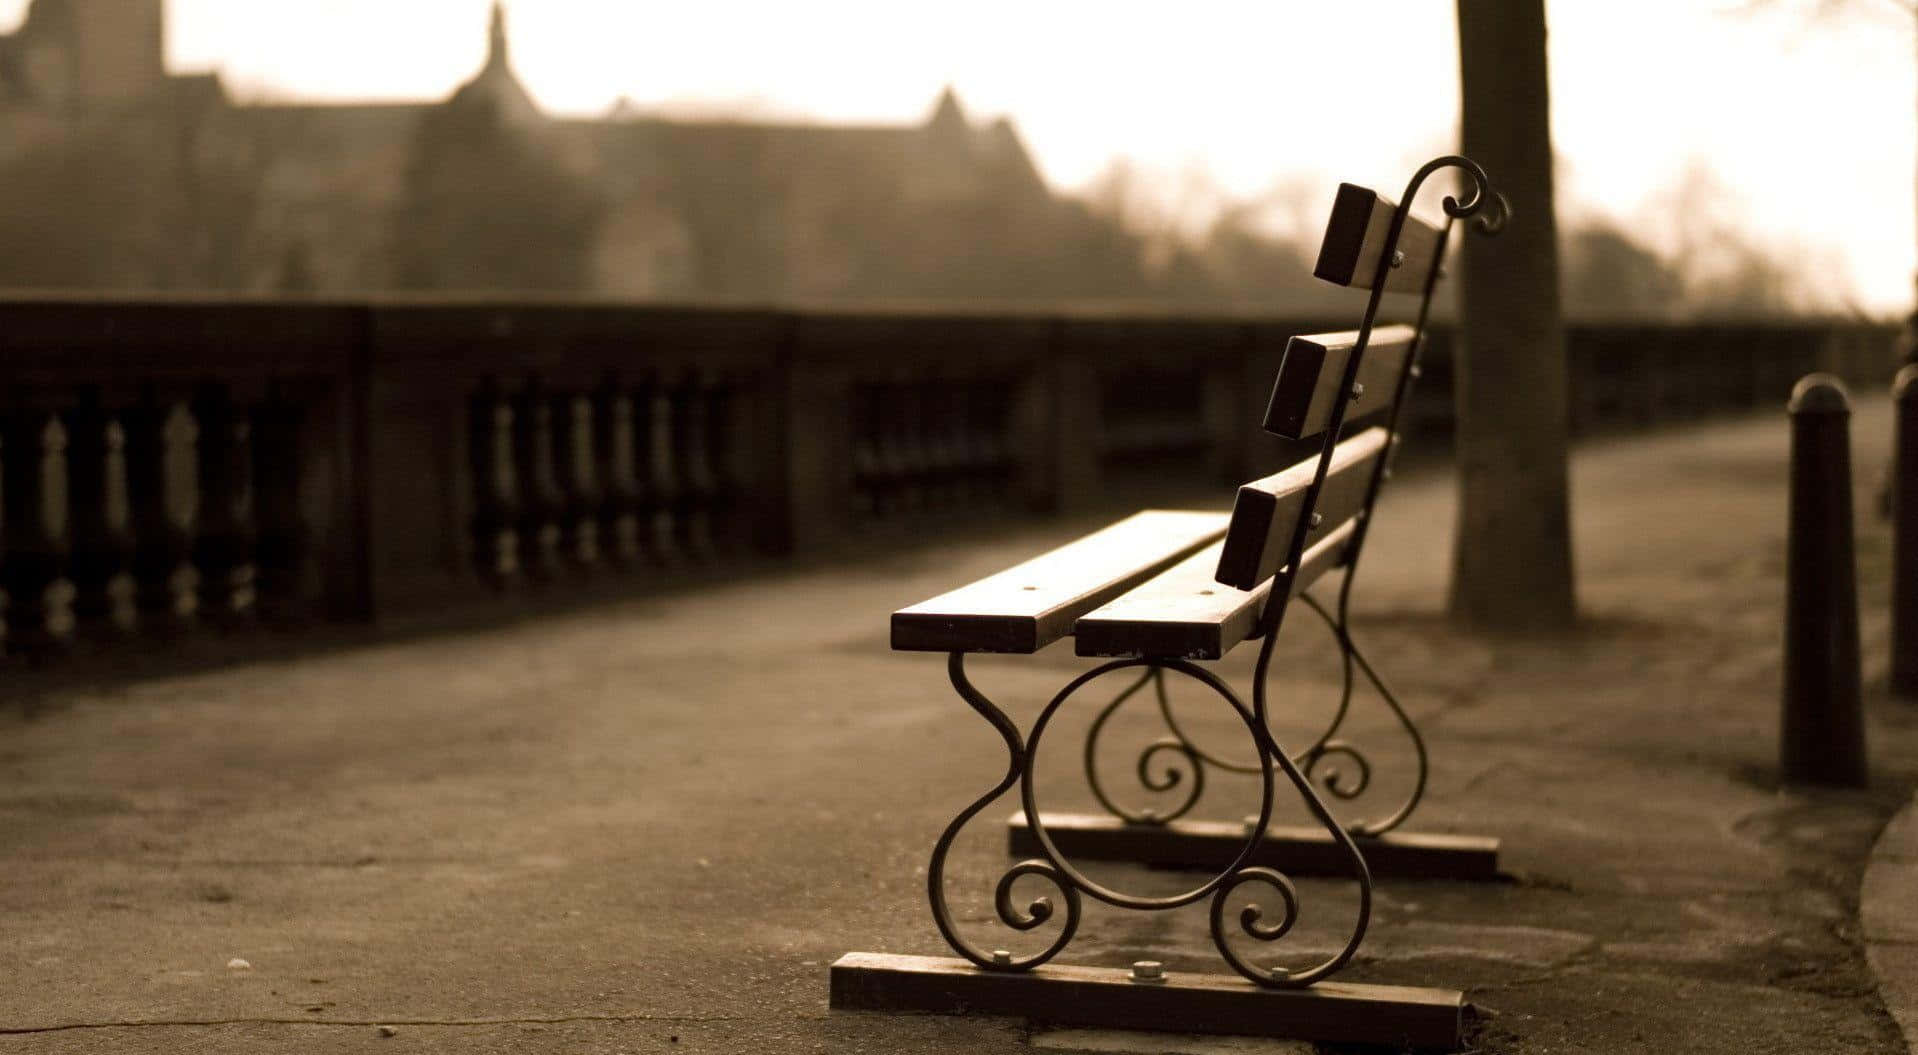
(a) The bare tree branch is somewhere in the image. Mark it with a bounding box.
[1724,0,1916,22]
[1831,0,1918,21]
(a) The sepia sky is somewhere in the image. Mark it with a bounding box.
[5,0,1909,312]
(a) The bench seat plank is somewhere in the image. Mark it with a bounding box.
[891,510,1229,654]
[1214,428,1387,591]
[1075,518,1357,660]
[1263,325,1417,440]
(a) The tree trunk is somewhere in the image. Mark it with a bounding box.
[1450,0,1578,630]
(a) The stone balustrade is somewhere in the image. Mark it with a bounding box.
[0,296,1893,658]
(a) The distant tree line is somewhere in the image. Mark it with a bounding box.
[1081,157,1851,321]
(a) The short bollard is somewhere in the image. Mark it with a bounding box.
[1893,365,1918,701]
[1781,374,1867,786]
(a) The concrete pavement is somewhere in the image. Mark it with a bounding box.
[3,396,1915,1053]
[1867,787,1918,1052]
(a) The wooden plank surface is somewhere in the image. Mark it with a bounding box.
[1312,183,1445,294]
[1008,811,1502,881]
[830,952,1467,1049]
[1263,325,1417,440]
[1075,518,1356,660]
[891,510,1228,654]
[1214,429,1387,591]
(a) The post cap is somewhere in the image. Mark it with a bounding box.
[1896,363,1918,402]
[1788,373,1851,415]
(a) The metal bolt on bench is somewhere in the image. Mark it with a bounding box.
[831,157,1512,1050]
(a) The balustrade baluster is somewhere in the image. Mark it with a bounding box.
[124,392,198,628]
[65,388,133,637]
[950,376,983,506]
[863,379,893,518]
[1711,339,1738,413]
[551,391,600,568]
[511,377,562,582]
[922,375,961,511]
[0,428,6,655]
[191,383,256,625]
[950,378,979,503]
[638,371,681,564]
[1628,340,1654,425]
[2,406,74,654]
[951,378,988,504]
[979,377,1015,500]
[702,371,739,552]
[593,375,642,566]
[468,377,519,585]
[672,370,718,558]
[252,382,309,623]
[955,377,989,506]
[897,374,932,514]
[903,376,935,513]
[952,378,987,504]
[874,376,909,517]
[851,382,882,519]
[1098,373,1126,461]
[998,383,1018,495]
[1583,336,1615,430]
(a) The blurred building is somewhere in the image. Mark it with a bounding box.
[0,0,1152,301]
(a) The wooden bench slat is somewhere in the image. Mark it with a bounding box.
[891,510,1229,654]
[1075,518,1357,660]
[1312,183,1444,295]
[1263,325,1417,440]
[1214,428,1387,591]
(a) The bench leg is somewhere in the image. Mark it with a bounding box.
[838,653,1471,1049]
[1295,591,1431,837]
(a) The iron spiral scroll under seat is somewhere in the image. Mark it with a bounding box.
[832,156,1513,1050]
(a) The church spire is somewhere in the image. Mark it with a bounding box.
[927,85,966,131]
[487,1,510,71]
[445,0,540,123]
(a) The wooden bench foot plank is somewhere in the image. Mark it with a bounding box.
[1008,812,1501,881]
[830,951,1467,1049]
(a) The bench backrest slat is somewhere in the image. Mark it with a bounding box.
[1214,427,1387,591]
[891,509,1228,654]
[1075,517,1357,660]
[1312,183,1444,295]
[1262,325,1417,440]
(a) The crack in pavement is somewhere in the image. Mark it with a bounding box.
[1,1013,747,1035]
[7,856,494,868]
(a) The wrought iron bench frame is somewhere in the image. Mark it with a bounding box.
[833,156,1511,1050]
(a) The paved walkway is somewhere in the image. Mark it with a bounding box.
[3,398,1915,1054]
[1868,789,1918,1053]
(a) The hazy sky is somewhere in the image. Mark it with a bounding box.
[6,0,1910,311]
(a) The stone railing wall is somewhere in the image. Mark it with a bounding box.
[0,297,1893,655]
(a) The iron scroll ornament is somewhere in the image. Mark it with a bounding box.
[1079,587,1432,837]
[926,653,1372,988]
[1080,607,1426,838]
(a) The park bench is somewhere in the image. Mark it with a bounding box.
[832,156,1511,1050]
